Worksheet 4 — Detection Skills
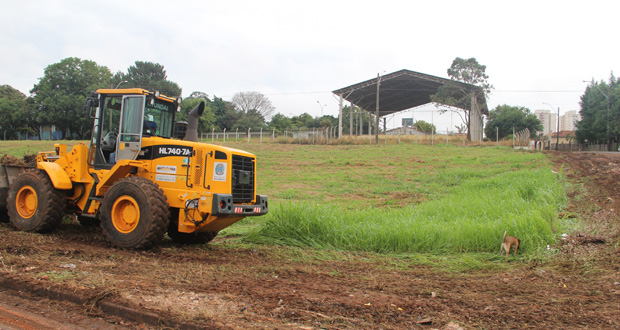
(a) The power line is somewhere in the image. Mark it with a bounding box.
[219,89,584,98]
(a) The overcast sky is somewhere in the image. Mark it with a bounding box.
[1,0,617,132]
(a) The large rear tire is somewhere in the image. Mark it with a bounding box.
[7,170,65,232]
[100,177,169,249]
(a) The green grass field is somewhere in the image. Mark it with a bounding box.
[1,140,568,259]
[237,143,565,256]
[0,140,87,158]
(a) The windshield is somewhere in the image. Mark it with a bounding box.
[144,99,175,138]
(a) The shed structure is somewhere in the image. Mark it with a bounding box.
[332,69,488,142]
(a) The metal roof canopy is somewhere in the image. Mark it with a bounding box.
[332,69,488,117]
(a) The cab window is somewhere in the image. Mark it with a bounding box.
[144,99,174,138]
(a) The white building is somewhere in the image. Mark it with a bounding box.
[560,110,581,131]
[534,109,580,135]
[534,110,557,135]
[385,126,425,135]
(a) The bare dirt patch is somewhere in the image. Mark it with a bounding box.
[0,151,619,329]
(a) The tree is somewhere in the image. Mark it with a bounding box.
[177,97,215,134]
[341,105,374,135]
[233,109,267,131]
[0,85,36,140]
[231,91,275,120]
[413,120,436,134]
[291,113,313,129]
[431,57,493,140]
[269,113,293,133]
[211,96,237,130]
[186,91,209,101]
[31,57,112,139]
[575,74,620,144]
[113,61,182,97]
[217,107,243,131]
[318,115,337,128]
[484,105,542,140]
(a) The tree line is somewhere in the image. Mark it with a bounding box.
[0,57,341,140]
[1,56,612,142]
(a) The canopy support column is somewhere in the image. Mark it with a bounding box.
[375,73,380,144]
[338,95,343,138]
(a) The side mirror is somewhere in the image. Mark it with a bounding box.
[83,95,100,118]
[83,100,94,118]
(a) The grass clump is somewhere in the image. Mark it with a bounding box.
[247,167,566,255]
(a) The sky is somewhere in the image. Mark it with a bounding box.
[1,0,618,132]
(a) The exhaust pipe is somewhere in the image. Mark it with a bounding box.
[183,101,205,142]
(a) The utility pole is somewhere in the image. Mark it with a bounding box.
[350,102,354,136]
[556,107,560,151]
[338,95,343,139]
[375,73,380,144]
[544,102,560,151]
[359,109,363,135]
[368,112,371,136]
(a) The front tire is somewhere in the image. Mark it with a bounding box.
[100,177,169,249]
[7,170,65,232]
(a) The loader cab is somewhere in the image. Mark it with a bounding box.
[86,89,179,169]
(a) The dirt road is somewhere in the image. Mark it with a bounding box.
[0,151,619,329]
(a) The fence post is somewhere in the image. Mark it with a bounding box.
[260,128,263,143]
[248,128,251,143]
[236,128,239,142]
[212,128,214,142]
[272,129,275,142]
[223,128,226,143]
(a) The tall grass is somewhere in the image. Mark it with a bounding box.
[247,167,566,253]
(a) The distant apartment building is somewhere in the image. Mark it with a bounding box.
[534,110,557,135]
[534,109,580,136]
[560,110,581,131]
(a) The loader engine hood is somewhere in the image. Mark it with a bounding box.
[138,137,258,196]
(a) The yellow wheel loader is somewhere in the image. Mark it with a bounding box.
[2,88,268,249]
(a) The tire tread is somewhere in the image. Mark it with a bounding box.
[100,176,169,249]
[7,169,65,233]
